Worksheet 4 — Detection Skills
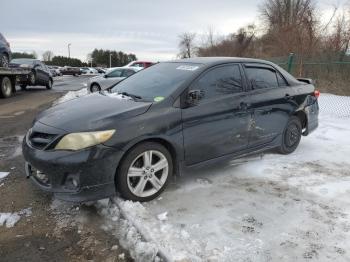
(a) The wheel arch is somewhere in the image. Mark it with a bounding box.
[293,110,307,131]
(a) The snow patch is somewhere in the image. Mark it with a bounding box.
[0,208,32,228]
[96,199,160,262]
[55,88,88,104]
[0,172,9,180]
[157,212,168,221]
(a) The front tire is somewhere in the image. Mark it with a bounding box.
[90,83,101,92]
[29,72,36,85]
[0,53,9,68]
[117,142,173,202]
[46,79,53,90]
[277,116,302,154]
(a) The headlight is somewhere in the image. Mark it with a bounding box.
[54,130,115,151]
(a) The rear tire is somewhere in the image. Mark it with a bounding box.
[0,53,9,68]
[0,76,13,98]
[277,116,302,154]
[117,142,173,202]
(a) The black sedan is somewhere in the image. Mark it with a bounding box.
[0,33,11,68]
[9,59,53,90]
[22,57,319,202]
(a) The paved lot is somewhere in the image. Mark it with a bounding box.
[0,76,130,262]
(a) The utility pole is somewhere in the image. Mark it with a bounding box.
[109,53,112,68]
[68,43,71,58]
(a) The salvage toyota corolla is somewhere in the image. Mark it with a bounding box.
[23,57,319,202]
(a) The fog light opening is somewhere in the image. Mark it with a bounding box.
[65,174,80,190]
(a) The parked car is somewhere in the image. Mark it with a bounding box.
[95,67,106,74]
[80,67,98,75]
[22,57,319,202]
[0,33,11,68]
[87,67,140,92]
[9,58,53,89]
[125,61,154,69]
[48,67,57,77]
[61,66,81,76]
[48,66,62,76]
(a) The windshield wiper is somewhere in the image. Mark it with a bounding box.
[119,92,142,100]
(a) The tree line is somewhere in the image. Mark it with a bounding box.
[12,49,137,68]
[178,0,350,62]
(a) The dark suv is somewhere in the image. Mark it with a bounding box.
[9,59,53,89]
[23,57,319,202]
[0,33,11,68]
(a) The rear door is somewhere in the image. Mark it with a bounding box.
[181,63,252,165]
[243,63,296,147]
[34,61,45,84]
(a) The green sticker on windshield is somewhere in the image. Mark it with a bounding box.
[154,96,164,102]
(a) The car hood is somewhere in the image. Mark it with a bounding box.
[36,92,152,133]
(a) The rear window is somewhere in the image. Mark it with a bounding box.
[111,62,202,101]
[10,59,35,65]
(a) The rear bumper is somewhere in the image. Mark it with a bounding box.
[22,134,124,202]
[304,99,319,135]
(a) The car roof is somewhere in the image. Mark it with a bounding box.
[168,57,300,85]
[169,57,277,66]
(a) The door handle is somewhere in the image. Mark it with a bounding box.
[284,94,293,100]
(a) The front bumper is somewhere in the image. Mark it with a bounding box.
[22,134,124,202]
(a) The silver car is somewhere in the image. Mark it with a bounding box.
[87,67,140,92]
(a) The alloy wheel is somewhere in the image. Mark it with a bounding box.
[127,150,169,198]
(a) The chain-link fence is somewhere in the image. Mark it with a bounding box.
[319,94,350,118]
[267,54,350,96]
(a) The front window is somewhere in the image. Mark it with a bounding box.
[107,69,123,77]
[110,62,202,102]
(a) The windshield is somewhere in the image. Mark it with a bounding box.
[110,62,202,102]
[11,59,34,65]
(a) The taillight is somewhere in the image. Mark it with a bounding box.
[314,90,320,98]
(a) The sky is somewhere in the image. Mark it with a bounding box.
[0,0,347,62]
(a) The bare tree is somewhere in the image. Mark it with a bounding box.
[197,25,256,57]
[178,32,197,58]
[42,50,54,62]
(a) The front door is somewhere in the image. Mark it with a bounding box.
[181,64,252,165]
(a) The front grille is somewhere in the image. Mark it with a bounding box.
[29,131,58,150]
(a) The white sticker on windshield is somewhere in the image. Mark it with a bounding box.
[176,65,199,71]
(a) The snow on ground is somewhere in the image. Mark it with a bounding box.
[0,208,32,228]
[0,172,9,180]
[96,94,350,261]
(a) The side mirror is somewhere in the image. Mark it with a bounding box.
[104,74,108,78]
[187,90,204,106]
